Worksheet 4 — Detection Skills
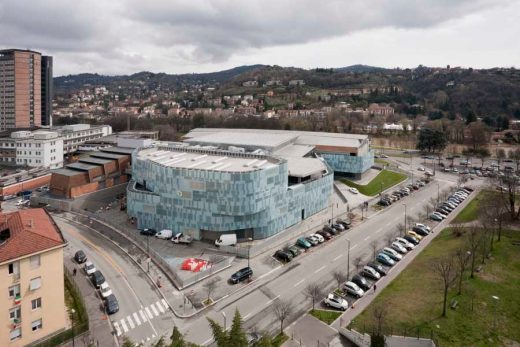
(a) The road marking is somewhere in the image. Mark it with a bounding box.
[150,303,159,317]
[120,319,129,333]
[139,310,148,322]
[133,312,141,326]
[145,307,153,319]
[314,265,326,274]
[126,315,135,329]
[376,228,383,234]
[293,279,305,287]
[155,300,165,314]
[161,298,169,310]
[364,236,369,241]
[351,244,358,250]
[113,321,122,336]
[333,254,343,261]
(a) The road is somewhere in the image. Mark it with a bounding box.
[56,217,178,346]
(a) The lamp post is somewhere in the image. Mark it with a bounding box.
[403,203,407,233]
[346,239,351,280]
[247,237,253,268]
[492,295,499,334]
[436,183,440,208]
[71,308,76,347]
[222,311,227,330]
[147,236,150,273]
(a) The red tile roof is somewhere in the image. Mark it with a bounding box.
[0,208,65,263]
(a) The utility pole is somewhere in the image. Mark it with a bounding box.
[147,236,150,273]
[403,203,407,232]
[346,239,351,280]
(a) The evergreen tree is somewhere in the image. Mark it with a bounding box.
[228,309,248,347]
[207,318,227,347]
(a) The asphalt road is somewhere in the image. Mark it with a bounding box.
[56,217,178,346]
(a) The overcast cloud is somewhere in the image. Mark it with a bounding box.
[0,0,518,75]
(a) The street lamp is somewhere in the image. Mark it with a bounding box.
[346,239,351,281]
[247,237,253,268]
[403,203,407,233]
[70,308,76,347]
[222,311,227,330]
[492,295,499,334]
[147,236,150,273]
[436,183,440,207]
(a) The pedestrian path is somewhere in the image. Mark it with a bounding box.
[112,299,170,337]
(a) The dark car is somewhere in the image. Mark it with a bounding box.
[403,235,420,245]
[336,219,351,228]
[286,246,301,257]
[323,225,338,235]
[91,270,105,288]
[230,267,253,284]
[379,199,391,206]
[274,250,293,262]
[74,250,87,264]
[351,274,372,291]
[316,230,333,240]
[105,294,119,314]
[139,228,157,236]
[367,262,388,276]
[412,226,429,236]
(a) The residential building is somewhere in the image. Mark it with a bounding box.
[40,56,53,127]
[0,49,42,130]
[0,208,67,346]
[288,80,305,86]
[127,129,373,241]
[368,103,394,116]
[0,130,63,169]
[53,124,112,155]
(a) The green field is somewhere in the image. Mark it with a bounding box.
[349,228,520,347]
[375,159,390,166]
[453,190,489,223]
[309,309,342,325]
[341,170,407,196]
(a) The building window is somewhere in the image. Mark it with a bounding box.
[8,261,19,275]
[10,327,21,341]
[29,277,41,291]
[31,297,42,310]
[30,255,40,268]
[31,319,43,331]
[9,306,21,321]
[8,284,20,298]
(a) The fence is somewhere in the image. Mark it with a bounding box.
[352,323,439,347]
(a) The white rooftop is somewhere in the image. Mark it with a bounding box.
[184,131,297,151]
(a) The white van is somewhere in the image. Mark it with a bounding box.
[155,229,173,239]
[214,234,237,247]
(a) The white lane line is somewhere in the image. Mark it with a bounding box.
[150,303,159,317]
[139,310,148,323]
[333,254,343,261]
[314,265,326,274]
[126,315,135,329]
[364,236,370,241]
[376,228,383,234]
[145,307,153,320]
[133,312,141,326]
[120,319,129,333]
[351,244,358,250]
[155,300,165,314]
[113,321,122,336]
[161,299,169,310]
[293,279,305,287]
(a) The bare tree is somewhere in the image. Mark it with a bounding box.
[303,283,323,311]
[371,302,388,336]
[467,227,482,278]
[481,191,506,242]
[203,280,218,303]
[384,232,395,246]
[455,247,470,295]
[370,240,380,260]
[273,299,293,335]
[432,256,457,317]
[353,256,364,272]
[332,270,347,289]
[495,171,520,220]
[395,223,405,237]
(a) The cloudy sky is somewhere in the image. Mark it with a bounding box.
[1,0,519,76]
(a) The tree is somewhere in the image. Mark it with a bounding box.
[353,256,364,272]
[432,256,457,317]
[480,192,505,242]
[455,247,470,295]
[228,309,248,347]
[370,303,388,347]
[476,147,491,169]
[169,326,189,347]
[332,270,347,289]
[203,280,218,303]
[496,148,506,166]
[207,318,227,347]
[123,337,137,347]
[509,148,520,172]
[496,171,520,220]
[304,283,323,311]
[467,122,490,150]
[273,299,292,335]
[416,128,448,153]
[467,227,482,278]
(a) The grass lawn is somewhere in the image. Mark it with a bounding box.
[453,190,491,223]
[375,159,390,166]
[341,170,407,196]
[272,333,289,347]
[309,309,343,325]
[349,228,520,347]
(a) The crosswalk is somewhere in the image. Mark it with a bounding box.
[113,299,170,337]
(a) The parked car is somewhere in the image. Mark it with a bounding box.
[343,281,364,298]
[407,230,423,240]
[429,213,442,221]
[403,235,420,245]
[311,233,325,243]
[74,250,87,264]
[230,267,253,284]
[395,237,414,250]
[155,229,173,239]
[84,261,97,275]
[379,199,391,206]
[323,225,338,235]
[324,293,349,310]
[306,235,319,246]
[349,187,359,194]
[171,233,193,244]
[336,219,351,228]
[139,228,157,236]
[362,266,381,280]
[417,166,425,171]
[91,270,106,288]
[390,242,408,254]
[215,234,237,247]
[297,237,312,249]
[286,246,301,257]
[274,250,293,262]
[367,262,388,276]
[382,247,402,261]
[332,223,345,231]
[352,274,372,291]
[99,282,113,298]
[104,294,119,314]
[376,253,395,266]
[412,226,429,236]
[316,230,333,240]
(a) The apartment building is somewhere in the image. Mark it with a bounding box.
[0,130,63,169]
[40,56,53,127]
[0,208,67,346]
[55,124,112,155]
[0,49,42,130]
